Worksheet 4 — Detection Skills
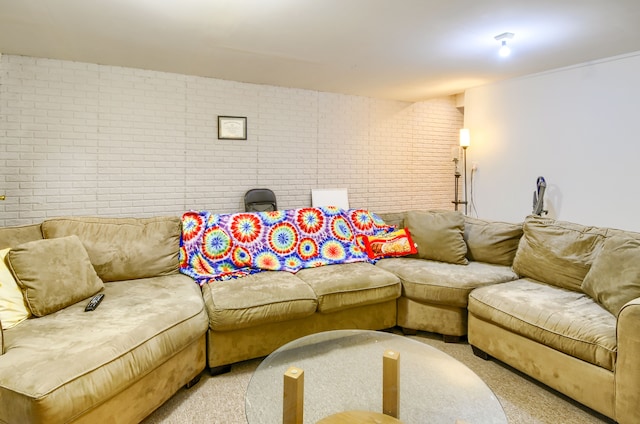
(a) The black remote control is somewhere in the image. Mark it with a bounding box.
[85,293,105,312]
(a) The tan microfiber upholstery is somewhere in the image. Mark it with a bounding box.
[376,212,405,229]
[41,216,181,282]
[469,279,617,370]
[467,313,615,420]
[512,215,606,291]
[207,300,397,368]
[7,236,104,316]
[0,274,208,424]
[603,226,640,240]
[582,235,640,316]
[295,262,401,313]
[404,210,468,265]
[616,298,640,424]
[71,335,206,424]
[0,223,43,250]
[463,216,523,266]
[396,297,468,336]
[202,271,318,331]
[376,257,518,308]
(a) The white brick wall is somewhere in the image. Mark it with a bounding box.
[0,54,463,227]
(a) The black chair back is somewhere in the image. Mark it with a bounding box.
[244,189,277,212]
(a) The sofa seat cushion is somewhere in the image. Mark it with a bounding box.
[202,271,318,331]
[295,262,401,313]
[468,279,617,371]
[0,274,208,423]
[376,258,518,308]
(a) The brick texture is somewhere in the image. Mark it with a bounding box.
[0,54,463,226]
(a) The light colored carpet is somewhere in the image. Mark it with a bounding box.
[142,330,614,424]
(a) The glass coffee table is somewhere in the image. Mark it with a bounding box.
[245,329,507,423]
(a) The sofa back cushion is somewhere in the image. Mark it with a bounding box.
[603,226,640,241]
[464,217,523,266]
[582,235,640,316]
[512,215,606,291]
[375,212,406,229]
[42,216,181,282]
[405,210,467,265]
[0,223,43,250]
[7,235,104,316]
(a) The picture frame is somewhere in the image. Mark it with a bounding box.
[218,116,247,140]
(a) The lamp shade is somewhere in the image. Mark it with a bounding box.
[459,128,470,148]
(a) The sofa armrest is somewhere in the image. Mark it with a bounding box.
[615,297,640,424]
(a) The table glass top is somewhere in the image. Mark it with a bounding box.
[245,330,507,423]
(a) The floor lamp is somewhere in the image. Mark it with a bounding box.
[459,129,470,215]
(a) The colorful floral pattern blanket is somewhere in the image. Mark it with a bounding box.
[180,207,394,285]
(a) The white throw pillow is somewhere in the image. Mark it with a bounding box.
[0,248,31,329]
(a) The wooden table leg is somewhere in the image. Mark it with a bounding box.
[383,349,400,418]
[283,366,304,424]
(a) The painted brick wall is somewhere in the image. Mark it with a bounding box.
[0,54,463,227]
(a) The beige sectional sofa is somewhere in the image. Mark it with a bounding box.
[0,217,208,424]
[2,210,639,424]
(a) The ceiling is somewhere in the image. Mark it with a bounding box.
[1,0,640,102]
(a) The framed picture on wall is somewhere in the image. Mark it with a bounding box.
[218,116,247,140]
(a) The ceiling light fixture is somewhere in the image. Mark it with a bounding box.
[495,32,514,57]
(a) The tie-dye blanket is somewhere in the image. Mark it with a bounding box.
[180,207,394,285]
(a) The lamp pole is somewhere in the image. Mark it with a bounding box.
[462,145,468,215]
[452,158,461,211]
